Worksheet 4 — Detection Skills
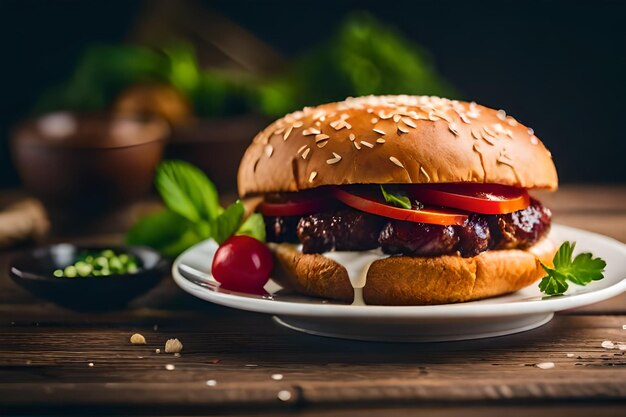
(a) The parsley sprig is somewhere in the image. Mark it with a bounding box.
[539,241,606,295]
[126,160,265,257]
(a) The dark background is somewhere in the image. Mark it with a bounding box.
[1,0,625,187]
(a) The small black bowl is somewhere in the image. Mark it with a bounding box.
[9,244,168,311]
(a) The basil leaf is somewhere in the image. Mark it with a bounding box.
[237,213,266,242]
[380,185,411,209]
[126,209,202,257]
[155,160,221,223]
[212,200,245,245]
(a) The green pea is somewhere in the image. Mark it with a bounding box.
[53,269,64,278]
[64,265,77,278]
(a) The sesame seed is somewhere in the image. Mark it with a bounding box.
[379,110,393,119]
[393,114,402,123]
[566,353,575,358]
[206,380,217,386]
[373,128,386,135]
[494,123,506,135]
[507,118,518,127]
[271,374,284,381]
[353,141,362,150]
[528,128,534,135]
[315,134,330,142]
[535,362,555,370]
[88,362,94,367]
[326,152,342,164]
[602,340,615,349]
[530,135,539,145]
[459,113,471,124]
[292,121,303,128]
[401,117,417,128]
[302,128,320,136]
[482,126,496,137]
[330,120,348,130]
[274,127,285,135]
[497,109,507,120]
[277,390,292,401]
[317,140,328,148]
[420,166,431,182]
[371,117,379,124]
[296,145,307,155]
[309,171,317,182]
[367,108,374,113]
[302,148,311,159]
[428,112,440,121]
[471,128,482,140]
[283,126,293,141]
[360,141,374,148]
[497,155,514,167]
[389,156,404,168]
[165,364,175,371]
[376,138,386,144]
[349,133,356,141]
[482,134,496,146]
[315,121,321,127]
[448,122,459,136]
[264,144,273,157]
[398,123,411,133]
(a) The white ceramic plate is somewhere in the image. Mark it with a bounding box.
[172,224,626,342]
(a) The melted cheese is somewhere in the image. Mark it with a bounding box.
[323,249,388,305]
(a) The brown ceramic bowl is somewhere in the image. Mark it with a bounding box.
[166,114,269,193]
[11,112,168,214]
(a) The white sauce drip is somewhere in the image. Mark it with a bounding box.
[323,249,388,306]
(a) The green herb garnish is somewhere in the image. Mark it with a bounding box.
[53,249,139,278]
[126,160,265,257]
[380,185,412,209]
[539,241,606,295]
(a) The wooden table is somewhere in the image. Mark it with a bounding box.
[1,185,626,416]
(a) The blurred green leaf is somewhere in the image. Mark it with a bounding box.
[256,12,457,116]
[237,212,266,242]
[126,209,202,257]
[155,160,221,223]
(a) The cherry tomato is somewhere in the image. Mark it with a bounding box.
[409,183,530,214]
[331,187,468,226]
[211,235,273,294]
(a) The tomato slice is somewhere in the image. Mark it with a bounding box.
[409,183,530,214]
[258,193,334,216]
[332,187,468,226]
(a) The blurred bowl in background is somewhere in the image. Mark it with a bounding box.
[11,112,168,218]
[166,114,268,193]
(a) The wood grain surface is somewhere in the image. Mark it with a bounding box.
[1,185,625,416]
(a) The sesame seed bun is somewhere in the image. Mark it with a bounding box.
[238,95,557,196]
[270,238,556,306]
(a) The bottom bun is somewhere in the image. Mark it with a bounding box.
[271,238,556,306]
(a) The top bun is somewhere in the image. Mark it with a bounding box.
[238,95,557,196]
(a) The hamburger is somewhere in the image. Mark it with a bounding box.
[237,95,557,305]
